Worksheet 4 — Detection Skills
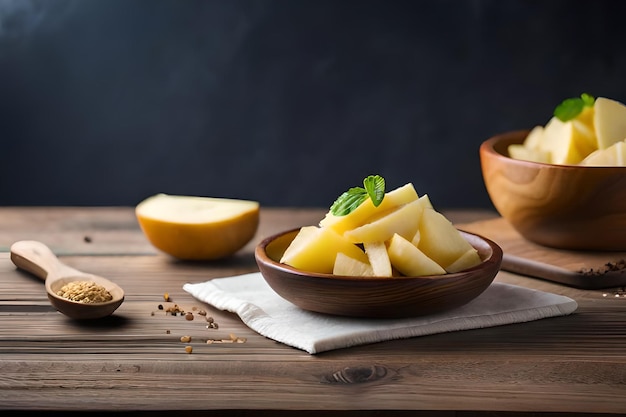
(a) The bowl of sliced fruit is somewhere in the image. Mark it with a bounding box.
[480,94,626,251]
[255,176,503,318]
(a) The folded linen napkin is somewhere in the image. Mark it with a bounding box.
[183,272,577,354]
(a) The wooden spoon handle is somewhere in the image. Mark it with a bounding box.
[10,240,81,281]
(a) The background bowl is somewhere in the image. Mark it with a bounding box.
[480,130,626,251]
[255,228,502,318]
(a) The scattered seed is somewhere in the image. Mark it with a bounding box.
[185,346,193,354]
[185,312,194,321]
[165,304,184,315]
[166,330,170,334]
[197,310,207,316]
[83,236,92,243]
[180,335,191,343]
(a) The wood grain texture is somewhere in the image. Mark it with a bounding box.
[480,131,626,251]
[256,229,502,317]
[460,217,626,289]
[0,207,625,416]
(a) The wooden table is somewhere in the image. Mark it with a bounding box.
[0,207,625,416]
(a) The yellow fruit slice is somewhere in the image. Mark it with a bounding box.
[135,194,259,260]
[333,252,374,276]
[280,226,367,274]
[319,183,418,233]
[343,199,424,244]
[387,233,446,276]
[508,144,551,163]
[445,248,482,273]
[523,125,545,150]
[363,241,392,277]
[539,117,596,164]
[580,139,626,166]
[417,208,474,269]
[594,97,626,149]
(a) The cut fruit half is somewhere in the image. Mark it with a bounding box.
[135,193,259,260]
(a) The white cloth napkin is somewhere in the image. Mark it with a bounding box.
[183,272,577,354]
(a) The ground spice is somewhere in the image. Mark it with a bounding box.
[579,259,626,276]
[56,281,113,303]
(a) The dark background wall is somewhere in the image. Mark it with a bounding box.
[1,0,625,209]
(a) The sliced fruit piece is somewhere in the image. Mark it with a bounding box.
[387,233,446,276]
[594,97,626,149]
[577,104,595,130]
[135,193,259,260]
[445,248,482,273]
[280,226,367,274]
[363,241,392,277]
[538,116,596,164]
[580,139,626,166]
[410,229,421,246]
[319,183,418,233]
[333,252,374,276]
[343,199,424,244]
[508,144,551,163]
[522,125,545,150]
[417,208,474,269]
[417,193,434,210]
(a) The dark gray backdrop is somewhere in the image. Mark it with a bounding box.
[1,0,625,209]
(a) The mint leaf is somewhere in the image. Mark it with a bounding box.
[329,175,387,216]
[581,93,595,107]
[363,175,385,207]
[330,187,368,216]
[554,93,595,121]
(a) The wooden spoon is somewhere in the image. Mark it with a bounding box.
[10,240,125,320]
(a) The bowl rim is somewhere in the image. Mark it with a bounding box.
[255,227,503,282]
[481,129,626,170]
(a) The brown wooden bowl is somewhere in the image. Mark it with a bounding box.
[480,130,626,251]
[254,228,502,318]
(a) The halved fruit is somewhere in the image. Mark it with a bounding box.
[135,193,259,260]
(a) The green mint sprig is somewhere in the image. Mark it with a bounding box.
[553,93,595,122]
[330,175,385,216]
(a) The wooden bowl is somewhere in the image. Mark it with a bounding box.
[254,228,502,318]
[480,130,626,251]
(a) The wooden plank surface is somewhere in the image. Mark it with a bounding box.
[460,217,626,289]
[1,207,625,416]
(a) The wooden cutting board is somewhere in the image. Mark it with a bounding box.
[459,217,626,289]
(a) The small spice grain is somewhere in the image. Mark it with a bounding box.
[56,281,112,303]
